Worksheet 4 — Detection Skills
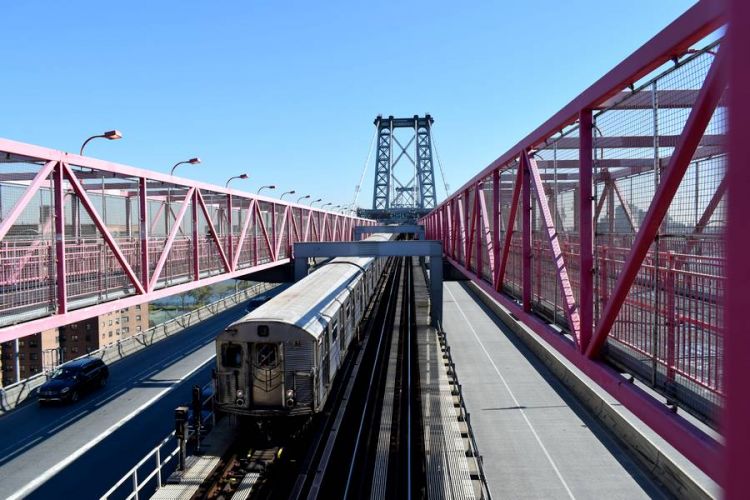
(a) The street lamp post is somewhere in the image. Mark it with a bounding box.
[280,190,296,200]
[79,130,122,155]
[296,194,311,203]
[170,157,201,176]
[310,198,323,207]
[257,185,276,194]
[226,173,249,188]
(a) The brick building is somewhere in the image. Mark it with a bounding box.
[1,305,149,386]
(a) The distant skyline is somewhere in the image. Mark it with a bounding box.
[0,1,696,208]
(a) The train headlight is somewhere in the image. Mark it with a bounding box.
[235,389,245,407]
[236,389,244,399]
[286,389,296,407]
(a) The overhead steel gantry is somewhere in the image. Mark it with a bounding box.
[0,139,374,343]
[420,0,749,494]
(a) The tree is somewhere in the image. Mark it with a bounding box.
[187,286,213,308]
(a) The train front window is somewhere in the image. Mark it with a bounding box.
[221,344,243,368]
[256,343,278,368]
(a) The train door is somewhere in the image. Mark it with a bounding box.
[342,303,349,351]
[320,329,330,388]
[251,343,284,407]
[331,320,340,369]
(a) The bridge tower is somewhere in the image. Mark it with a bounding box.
[365,114,436,222]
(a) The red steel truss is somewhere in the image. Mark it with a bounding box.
[0,138,373,343]
[421,0,733,484]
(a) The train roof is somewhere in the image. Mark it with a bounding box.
[226,233,393,339]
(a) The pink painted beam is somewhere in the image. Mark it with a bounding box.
[444,253,722,482]
[677,175,726,258]
[321,212,330,242]
[595,89,727,111]
[495,163,523,290]
[449,201,457,258]
[271,203,280,260]
[168,204,189,238]
[310,212,318,241]
[255,203,274,260]
[525,152,581,342]
[427,1,724,203]
[148,202,165,236]
[232,199,256,270]
[522,155,532,311]
[149,187,195,290]
[9,214,56,283]
[466,188,477,271]
[464,191,471,267]
[492,169,500,286]
[227,194,234,270]
[53,163,67,314]
[535,133,725,150]
[458,194,467,264]
[587,47,727,359]
[594,183,611,222]
[0,257,290,344]
[725,0,750,494]
[479,186,495,278]
[139,178,150,291]
[192,190,199,279]
[475,184,483,276]
[303,209,312,242]
[196,189,230,272]
[611,179,638,232]
[0,160,56,243]
[274,205,289,259]
[290,207,301,242]
[579,109,594,352]
[63,163,145,295]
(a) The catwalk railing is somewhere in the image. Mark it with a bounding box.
[0,139,373,343]
[421,0,728,483]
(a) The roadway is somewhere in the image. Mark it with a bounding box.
[443,281,667,499]
[0,288,282,500]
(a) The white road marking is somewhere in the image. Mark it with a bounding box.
[445,284,576,500]
[0,437,43,465]
[7,354,216,500]
[0,325,221,462]
[46,412,87,435]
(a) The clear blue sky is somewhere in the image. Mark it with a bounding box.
[0,1,695,208]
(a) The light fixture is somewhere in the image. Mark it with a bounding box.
[79,130,123,155]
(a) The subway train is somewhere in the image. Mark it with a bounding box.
[214,233,394,417]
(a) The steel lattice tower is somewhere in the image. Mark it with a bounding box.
[372,115,436,211]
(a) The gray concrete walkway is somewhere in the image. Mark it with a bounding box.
[442,281,666,500]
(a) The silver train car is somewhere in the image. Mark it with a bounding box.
[215,233,394,417]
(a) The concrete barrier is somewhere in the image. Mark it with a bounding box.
[464,281,718,500]
[0,283,275,416]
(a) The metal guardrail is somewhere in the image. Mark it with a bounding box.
[0,282,274,414]
[101,382,217,500]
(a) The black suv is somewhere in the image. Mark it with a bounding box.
[38,357,109,404]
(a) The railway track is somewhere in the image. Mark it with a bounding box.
[189,257,403,499]
[186,255,479,499]
[302,256,427,499]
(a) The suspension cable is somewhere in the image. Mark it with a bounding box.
[431,129,451,198]
[351,125,378,211]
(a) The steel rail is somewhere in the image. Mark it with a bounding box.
[341,258,401,498]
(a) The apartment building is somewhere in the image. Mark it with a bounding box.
[1,305,149,386]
